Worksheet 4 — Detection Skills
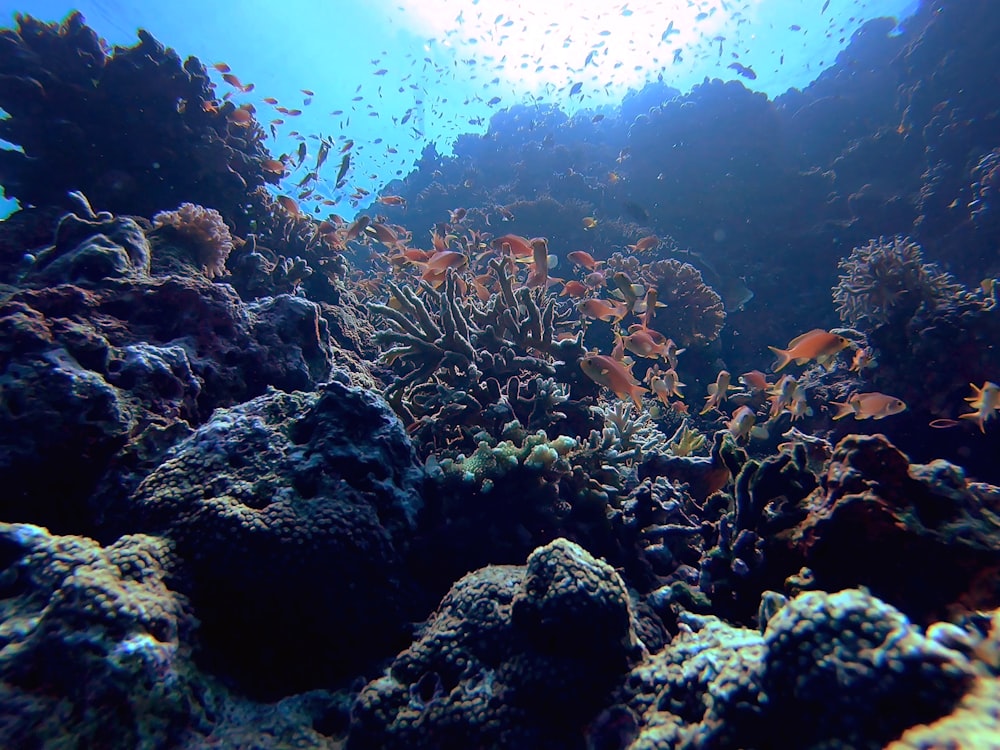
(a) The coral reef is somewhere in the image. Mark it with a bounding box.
[349,538,641,749]
[614,588,976,750]
[832,235,970,329]
[644,258,727,348]
[128,384,425,696]
[0,523,202,748]
[151,202,234,278]
[777,434,1000,622]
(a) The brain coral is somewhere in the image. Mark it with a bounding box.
[128,382,424,697]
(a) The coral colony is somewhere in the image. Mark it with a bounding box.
[0,5,999,749]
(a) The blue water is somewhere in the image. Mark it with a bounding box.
[2,0,919,218]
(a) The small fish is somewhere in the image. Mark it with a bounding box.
[567,250,601,270]
[739,370,769,392]
[276,195,300,216]
[377,195,408,207]
[768,329,851,372]
[560,280,589,298]
[335,153,351,188]
[646,366,685,403]
[578,298,628,323]
[768,374,799,418]
[262,97,279,105]
[850,346,876,372]
[212,63,231,73]
[701,370,736,415]
[580,353,647,409]
[628,235,660,253]
[611,272,643,313]
[832,392,907,421]
[929,418,961,429]
[618,326,671,360]
[727,405,758,443]
[727,62,757,80]
[961,381,1000,432]
[261,158,286,175]
[582,216,599,230]
[569,81,583,96]
[315,140,331,172]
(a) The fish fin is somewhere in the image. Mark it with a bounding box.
[786,328,827,348]
[831,401,854,420]
[768,346,791,372]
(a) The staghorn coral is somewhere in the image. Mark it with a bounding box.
[152,203,234,278]
[832,235,971,329]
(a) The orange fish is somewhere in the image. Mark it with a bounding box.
[276,195,300,216]
[727,405,758,443]
[768,329,851,372]
[491,233,534,260]
[212,62,231,73]
[768,374,799,418]
[378,195,407,207]
[261,158,286,175]
[619,326,670,360]
[567,250,601,270]
[582,216,598,230]
[525,237,551,290]
[580,353,647,409]
[739,370,769,392]
[961,381,1000,433]
[262,97,279,105]
[628,235,660,253]
[832,392,907,420]
[700,370,736,415]
[560,280,589,298]
[345,215,371,241]
[850,346,876,372]
[646,367,685,403]
[578,298,628,323]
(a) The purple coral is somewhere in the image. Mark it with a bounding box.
[152,203,234,278]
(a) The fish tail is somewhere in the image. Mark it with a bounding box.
[768,346,791,372]
[959,411,986,433]
[831,401,854,420]
[631,385,648,410]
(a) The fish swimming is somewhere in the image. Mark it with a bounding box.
[768,329,851,372]
[580,353,647,409]
[832,392,907,420]
[961,381,1000,432]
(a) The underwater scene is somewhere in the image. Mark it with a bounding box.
[1,0,999,747]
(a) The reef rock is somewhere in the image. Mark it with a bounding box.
[349,538,642,749]
[128,383,425,696]
[779,433,1000,622]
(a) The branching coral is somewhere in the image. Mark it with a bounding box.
[370,264,597,452]
[152,203,234,278]
[832,235,971,329]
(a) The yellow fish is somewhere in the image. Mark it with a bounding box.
[700,370,736,415]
